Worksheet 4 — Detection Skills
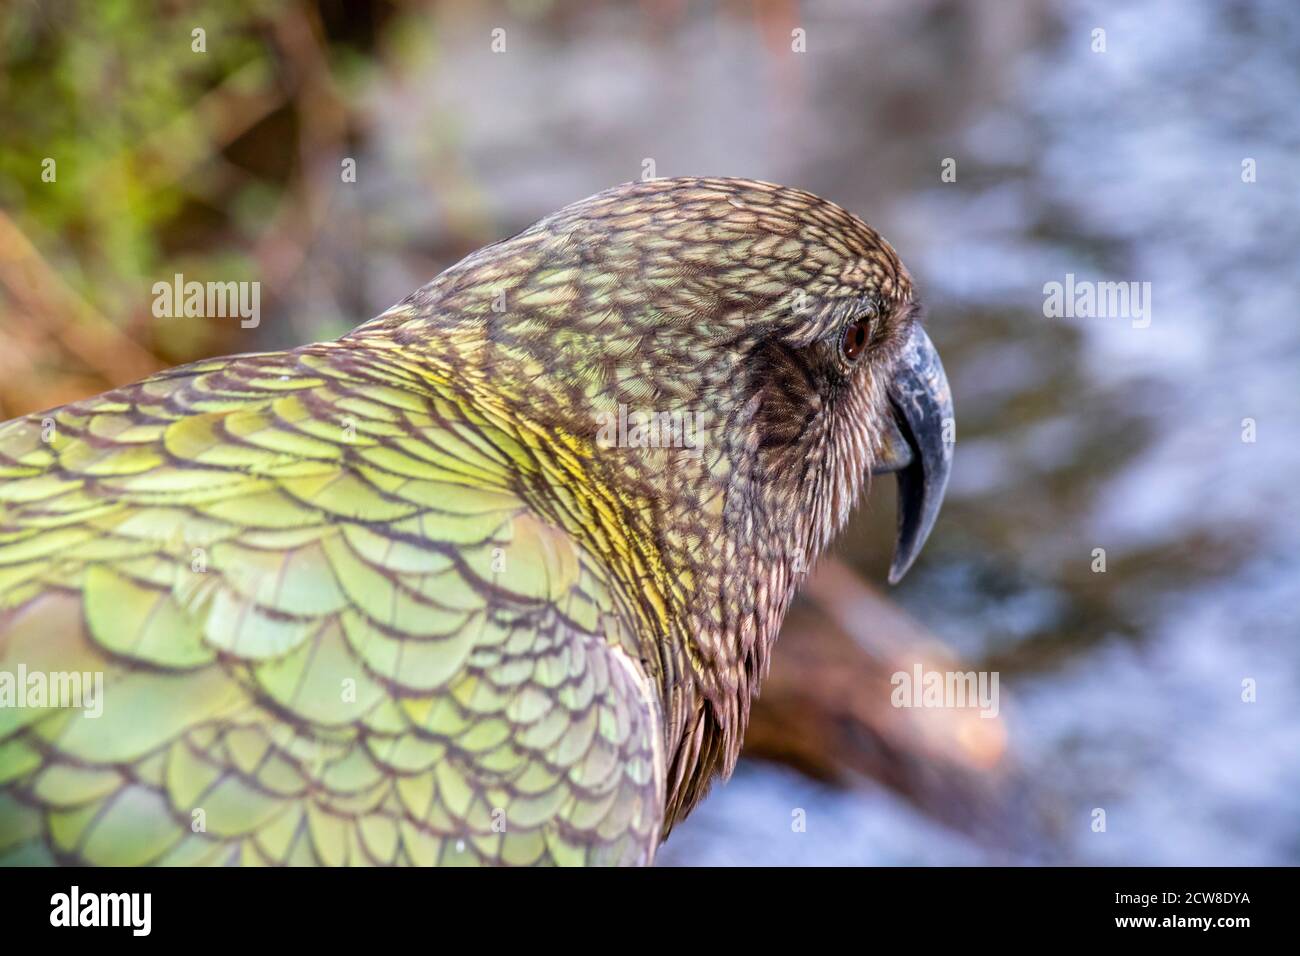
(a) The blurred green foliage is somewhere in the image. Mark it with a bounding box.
[0,0,285,334]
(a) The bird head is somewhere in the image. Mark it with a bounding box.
[358,177,954,817]
[379,177,952,591]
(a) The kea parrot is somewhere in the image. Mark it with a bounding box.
[0,177,952,866]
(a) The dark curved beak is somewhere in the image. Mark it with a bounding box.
[870,324,954,584]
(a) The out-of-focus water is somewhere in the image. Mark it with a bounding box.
[353,0,1299,864]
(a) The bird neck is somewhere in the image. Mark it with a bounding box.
[343,313,812,829]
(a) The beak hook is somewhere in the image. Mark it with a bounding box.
[870,324,954,584]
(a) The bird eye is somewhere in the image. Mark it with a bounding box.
[842,318,870,362]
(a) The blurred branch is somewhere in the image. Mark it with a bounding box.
[250,3,352,303]
[0,209,159,397]
[745,557,1042,849]
[126,59,287,194]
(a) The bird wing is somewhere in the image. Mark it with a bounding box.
[0,347,664,865]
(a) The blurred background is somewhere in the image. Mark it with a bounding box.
[1,0,1297,865]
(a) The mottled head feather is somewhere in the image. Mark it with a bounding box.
[356,177,921,825]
